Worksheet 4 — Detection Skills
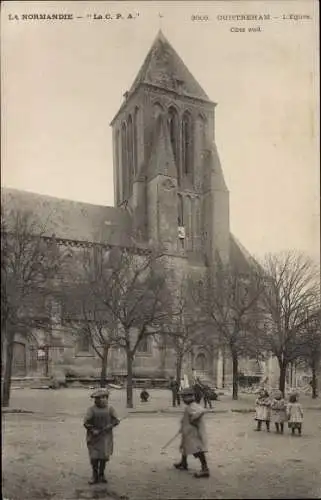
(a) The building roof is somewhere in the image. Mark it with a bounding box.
[128,30,211,102]
[1,187,131,245]
[229,234,260,274]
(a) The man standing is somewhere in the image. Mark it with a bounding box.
[169,376,180,407]
[193,377,204,405]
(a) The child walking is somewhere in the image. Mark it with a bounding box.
[270,390,287,434]
[286,393,304,436]
[255,389,271,432]
[84,388,120,484]
[174,387,210,478]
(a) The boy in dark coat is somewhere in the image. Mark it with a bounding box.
[174,388,210,478]
[84,388,120,484]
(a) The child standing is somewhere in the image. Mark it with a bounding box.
[270,390,287,433]
[286,393,304,436]
[174,387,210,478]
[255,389,271,432]
[84,388,120,484]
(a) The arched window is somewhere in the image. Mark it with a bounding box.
[121,122,128,200]
[137,337,149,353]
[195,353,207,372]
[115,130,121,202]
[133,107,139,175]
[168,106,179,164]
[153,102,164,119]
[178,194,184,226]
[127,115,134,194]
[194,196,201,250]
[12,342,26,376]
[185,195,193,250]
[115,130,120,170]
[182,111,193,177]
[77,330,91,353]
[198,114,206,149]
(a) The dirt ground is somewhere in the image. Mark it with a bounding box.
[2,389,321,499]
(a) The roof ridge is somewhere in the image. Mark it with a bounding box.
[1,186,123,212]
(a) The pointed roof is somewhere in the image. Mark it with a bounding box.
[147,113,177,180]
[229,234,263,274]
[129,30,211,102]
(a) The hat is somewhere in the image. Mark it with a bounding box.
[90,388,110,399]
[180,387,195,397]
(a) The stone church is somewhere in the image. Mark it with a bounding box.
[2,31,265,386]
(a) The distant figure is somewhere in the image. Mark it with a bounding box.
[169,376,180,407]
[140,388,150,403]
[255,389,271,432]
[270,390,286,434]
[202,385,213,409]
[286,393,304,436]
[193,378,204,405]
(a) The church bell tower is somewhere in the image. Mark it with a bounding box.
[110,31,230,264]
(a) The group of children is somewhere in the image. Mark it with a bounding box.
[255,388,304,435]
[83,385,304,485]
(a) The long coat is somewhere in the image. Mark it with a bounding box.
[255,397,271,421]
[179,402,207,456]
[270,398,287,423]
[84,404,119,460]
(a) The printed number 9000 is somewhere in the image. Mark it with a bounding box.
[191,15,209,21]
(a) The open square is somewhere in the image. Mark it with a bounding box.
[2,389,321,499]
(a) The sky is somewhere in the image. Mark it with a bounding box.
[1,0,320,262]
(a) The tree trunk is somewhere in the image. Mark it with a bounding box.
[311,363,318,399]
[126,350,134,409]
[100,345,109,388]
[278,359,287,396]
[232,353,238,400]
[176,352,183,386]
[2,339,14,407]
[222,347,226,388]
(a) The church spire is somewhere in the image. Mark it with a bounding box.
[127,31,211,102]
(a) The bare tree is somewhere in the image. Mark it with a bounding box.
[1,207,60,407]
[199,264,264,400]
[297,309,321,399]
[259,251,319,395]
[75,244,171,408]
[63,280,121,388]
[162,281,203,385]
